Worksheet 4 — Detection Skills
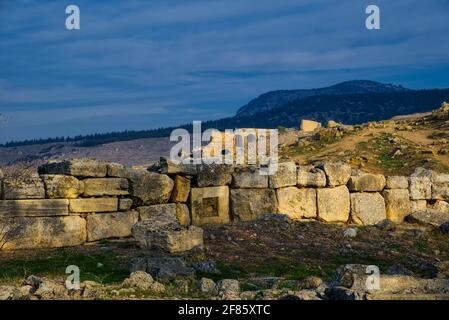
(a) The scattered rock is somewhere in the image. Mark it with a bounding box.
[199,278,216,294]
[343,228,357,238]
[375,219,396,232]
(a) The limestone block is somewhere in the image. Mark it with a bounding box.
[119,198,133,211]
[3,174,45,200]
[317,186,350,222]
[176,203,191,226]
[196,164,233,187]
[132,221,203,253]
[432,184,449,201]
[409,176,432,200]
[411,200,427,212]
[42,175,84,199]
[232,167,268,189]
[127,169,174,206]
[69,198,118,213]
[350,193,386,226]
[0,199,69,217]
[300,119,321,132]
[348,173,386,192]
[320,163,351,187]
[38,159,107,178]
[170,175,191,202]
[190,186,230,225]
[276,187,316,219]
[138,204,178,227]
[406,209,449,227]
[382,189,411,223]
[230,188,277,222]
[385,176,409,189]
[297,166,326,188]
[106,162,130,178]
[268,162,297,189]
[82,178,129,197]
[86,211,139,241]
[430,200,449,214]
[159,157,198,176]
[0,216,86,250]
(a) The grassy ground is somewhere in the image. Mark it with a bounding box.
[1,219,448,296]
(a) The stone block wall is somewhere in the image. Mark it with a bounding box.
[1,158,448,250]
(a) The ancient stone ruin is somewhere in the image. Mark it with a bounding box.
[0,158,448,250]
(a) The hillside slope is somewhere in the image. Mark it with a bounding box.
[236,80,409,117]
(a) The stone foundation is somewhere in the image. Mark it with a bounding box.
[1,158,448,249]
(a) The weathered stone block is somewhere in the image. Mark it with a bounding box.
[300,119,321,132]
[348,173,386,192]
[3,174,45,200]
[119,198,133,211]
[430,200,449,214]
[0,199,69,217]
[268,162,297,189]
[382,189,411,223]
[321,162,351,187]
[128,170,174,206]
[83,178,129,197]
[276,187,316,219]
[86,211,139,241]
[1,216,86,250]
[409,176,432,200]
[69,198,118,213]
[170,175,191,202]
[406,209,449,227]
[350,193,386,226]
[385,176,409,189]
[411,200,427,212]
[196,164,233,187]
[297,166,326,188]
[159,157,198,176]
[432,184,449,201]
[42,175,84,199]
[190,186,230,225]
[230,188,277,221]
[176,203,191,226]
[106,162,130,178]
[138,204,178,226]
[132,221,203,253]
[232,167,268,189]
[317,186,350,222]
[38,159,107,178]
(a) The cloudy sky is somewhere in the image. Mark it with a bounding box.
[1,0,449,143]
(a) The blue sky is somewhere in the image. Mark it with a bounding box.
[1,0,449,143]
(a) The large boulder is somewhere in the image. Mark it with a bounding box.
[3,174,45,200]
[42,175,84,199]
[128,169,174,206]
[316,186,350,222]
[268,162,297,189]
[38,159,107,178]
[82,178,129,197]
[232,166,268,189]
[382,189,411,223]
[350,193,386,226]
[348,173,386,192]
[132,221,203,253]
[406,209,449,227]
[320,163,351,187]
[297,166,326,188]
[86,211,139,241]
[230,188,278,221]
[196,164,233,187]
[276,187,316,219]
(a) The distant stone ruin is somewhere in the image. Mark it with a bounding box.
[0,158,448,250]
[300,119,322,132]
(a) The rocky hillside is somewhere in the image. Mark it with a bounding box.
[236,80,410,117]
